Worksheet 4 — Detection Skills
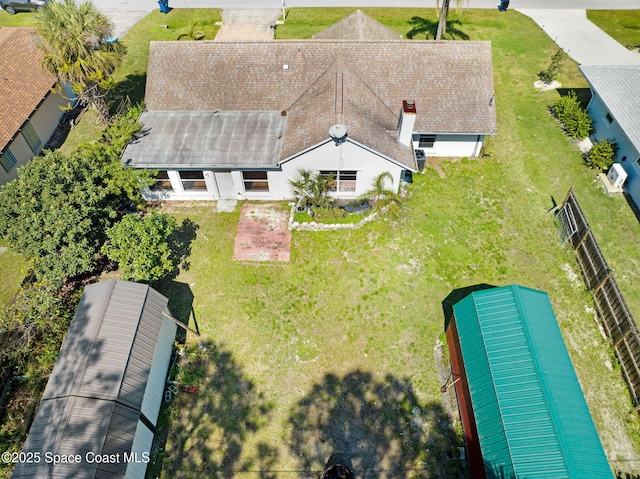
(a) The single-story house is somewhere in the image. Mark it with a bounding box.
[11,280,178,479]
[446,284,613,479]
[0,27,69,185]
[580,65,640,206]
[311,9,403,41]
[122,33,496,201]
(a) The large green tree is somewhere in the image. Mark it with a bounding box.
[0,108,150,282]
[34,0,126,121]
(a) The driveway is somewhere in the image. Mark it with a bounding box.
[518,9,640,66]
[215,9,280,41]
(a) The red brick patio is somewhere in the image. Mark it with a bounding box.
[232,203,291,262]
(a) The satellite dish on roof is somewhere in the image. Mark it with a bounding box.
[329,124,347,145]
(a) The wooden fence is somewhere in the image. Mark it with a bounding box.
[556,189,640,408]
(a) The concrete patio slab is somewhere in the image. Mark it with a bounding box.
[233,203,291,262]
[216,199,237,212]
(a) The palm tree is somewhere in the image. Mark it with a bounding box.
[289,169,335,210]
[435,0,465,40]
[34,0,126,122]
[358,171,402,217]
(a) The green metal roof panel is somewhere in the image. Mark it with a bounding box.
[452,285,613,479]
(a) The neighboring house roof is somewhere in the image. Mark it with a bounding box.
[580,65,640,154]
[11,280,171,479]
[0,27,57,152]
[312,10,403,41]
[452,285,613,479]
[125,40,496,169]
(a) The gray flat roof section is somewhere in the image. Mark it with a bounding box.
[124,110,287,168]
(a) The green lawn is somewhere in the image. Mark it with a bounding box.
[0,241,25,308]
[588,10,640,50]
[147,9,640,478]
[2,6,640,477]
[0,10,36,26]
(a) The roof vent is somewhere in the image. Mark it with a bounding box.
[329,124,347,145]
[283,64,289,70]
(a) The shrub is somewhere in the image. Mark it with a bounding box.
[584,138,618,171]
[102,211,178,283]
[550,92,593,139]
[538,49,563,84]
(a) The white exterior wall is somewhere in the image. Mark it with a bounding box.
[0,92,67,185]
[280,140,405,198]
[140,315,177,427]
[587,93,640,207]
[0,95,67,185]
[29,91,68,152]
[140,141,406,201]
[124,420,154,479]
[413,134,485,158]
[142,170,217,201]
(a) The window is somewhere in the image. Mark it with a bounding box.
[179,170,207,190]
[150,171,173,191]
[418,135,435,148]
[243,171,269,192]
[320,170,357,192]
[0,150,17,173]
[605,112,614,124]
[21,122,42,153]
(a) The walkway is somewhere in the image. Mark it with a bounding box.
[518,9,640,66]
[215,9,280,41]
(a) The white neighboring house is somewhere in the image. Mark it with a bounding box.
[0,27,70,185]
[122,15,497,202]
[580,65,640,207]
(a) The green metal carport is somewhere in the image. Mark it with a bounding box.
[446,284,613,479]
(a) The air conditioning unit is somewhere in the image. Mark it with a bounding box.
[607,163,627,188]
[415,149,425,171]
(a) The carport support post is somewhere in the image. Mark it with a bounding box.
[162,310,200,337]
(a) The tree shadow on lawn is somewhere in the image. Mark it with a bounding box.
[406,16,469,40]
[160,341,277,479]
[111,73,147,107]
[556,87,592,108]
[289,371,466,479]
[167,218,199,281]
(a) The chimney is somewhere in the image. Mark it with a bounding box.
[398,100,416,147]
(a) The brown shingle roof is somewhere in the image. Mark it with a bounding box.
[143,40,497,168]
[312,10,403,41]
[0,27,57,152]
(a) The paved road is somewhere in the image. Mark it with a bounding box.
[97,0,640,10]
